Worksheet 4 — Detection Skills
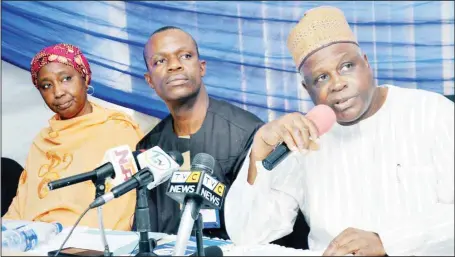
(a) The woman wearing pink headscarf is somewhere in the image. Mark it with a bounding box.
[4,43,144,231]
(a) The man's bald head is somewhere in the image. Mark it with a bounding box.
[143,26,200,70]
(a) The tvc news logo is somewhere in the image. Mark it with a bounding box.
[167,171,226,209]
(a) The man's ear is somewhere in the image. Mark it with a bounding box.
[299,70,309,90]
[199,60,207,77]
[301,79,308,90]
[363,53,370,68]
[144,73,155,89]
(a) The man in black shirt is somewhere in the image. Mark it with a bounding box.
[137,26,264,239]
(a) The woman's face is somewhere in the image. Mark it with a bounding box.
[36,62,89,119]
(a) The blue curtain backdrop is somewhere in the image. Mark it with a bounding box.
[2,1,454,121]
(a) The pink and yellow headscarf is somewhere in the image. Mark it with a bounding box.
[30,43,92,87]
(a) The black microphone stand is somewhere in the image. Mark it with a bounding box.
[92,176,113,257]
[133,171,158,257]
[192,213,205,256]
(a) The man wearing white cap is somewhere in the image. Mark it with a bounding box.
[224,6,454,256]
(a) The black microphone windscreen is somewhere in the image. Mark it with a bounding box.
[189,246,224,256]
[191,153,215,174]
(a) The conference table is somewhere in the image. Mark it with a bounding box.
[4,225,452,256]
[1,225,321,256]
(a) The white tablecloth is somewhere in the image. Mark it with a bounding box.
[2,225,321,256]
[3,224,453,256]
[223,244,322,256]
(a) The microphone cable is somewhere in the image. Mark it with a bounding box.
[53,206,90,256]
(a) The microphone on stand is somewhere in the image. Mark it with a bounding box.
[47,145,137,191]
[89,147,183,209]
[134,147,184,257]
[262,104,337,170]
[88,146,183,257]
[48,145,138,257]
[166,153,227,256]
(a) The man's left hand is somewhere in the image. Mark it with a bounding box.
[323,227,387,256]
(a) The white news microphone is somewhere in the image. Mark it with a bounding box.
[47,145,137,191]
[136,146,184,190]
[90,146,183,209]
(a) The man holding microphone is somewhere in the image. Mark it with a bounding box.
[225,6,454,256]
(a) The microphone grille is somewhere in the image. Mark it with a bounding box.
[305,104,336,136]
[191,153,215,174]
